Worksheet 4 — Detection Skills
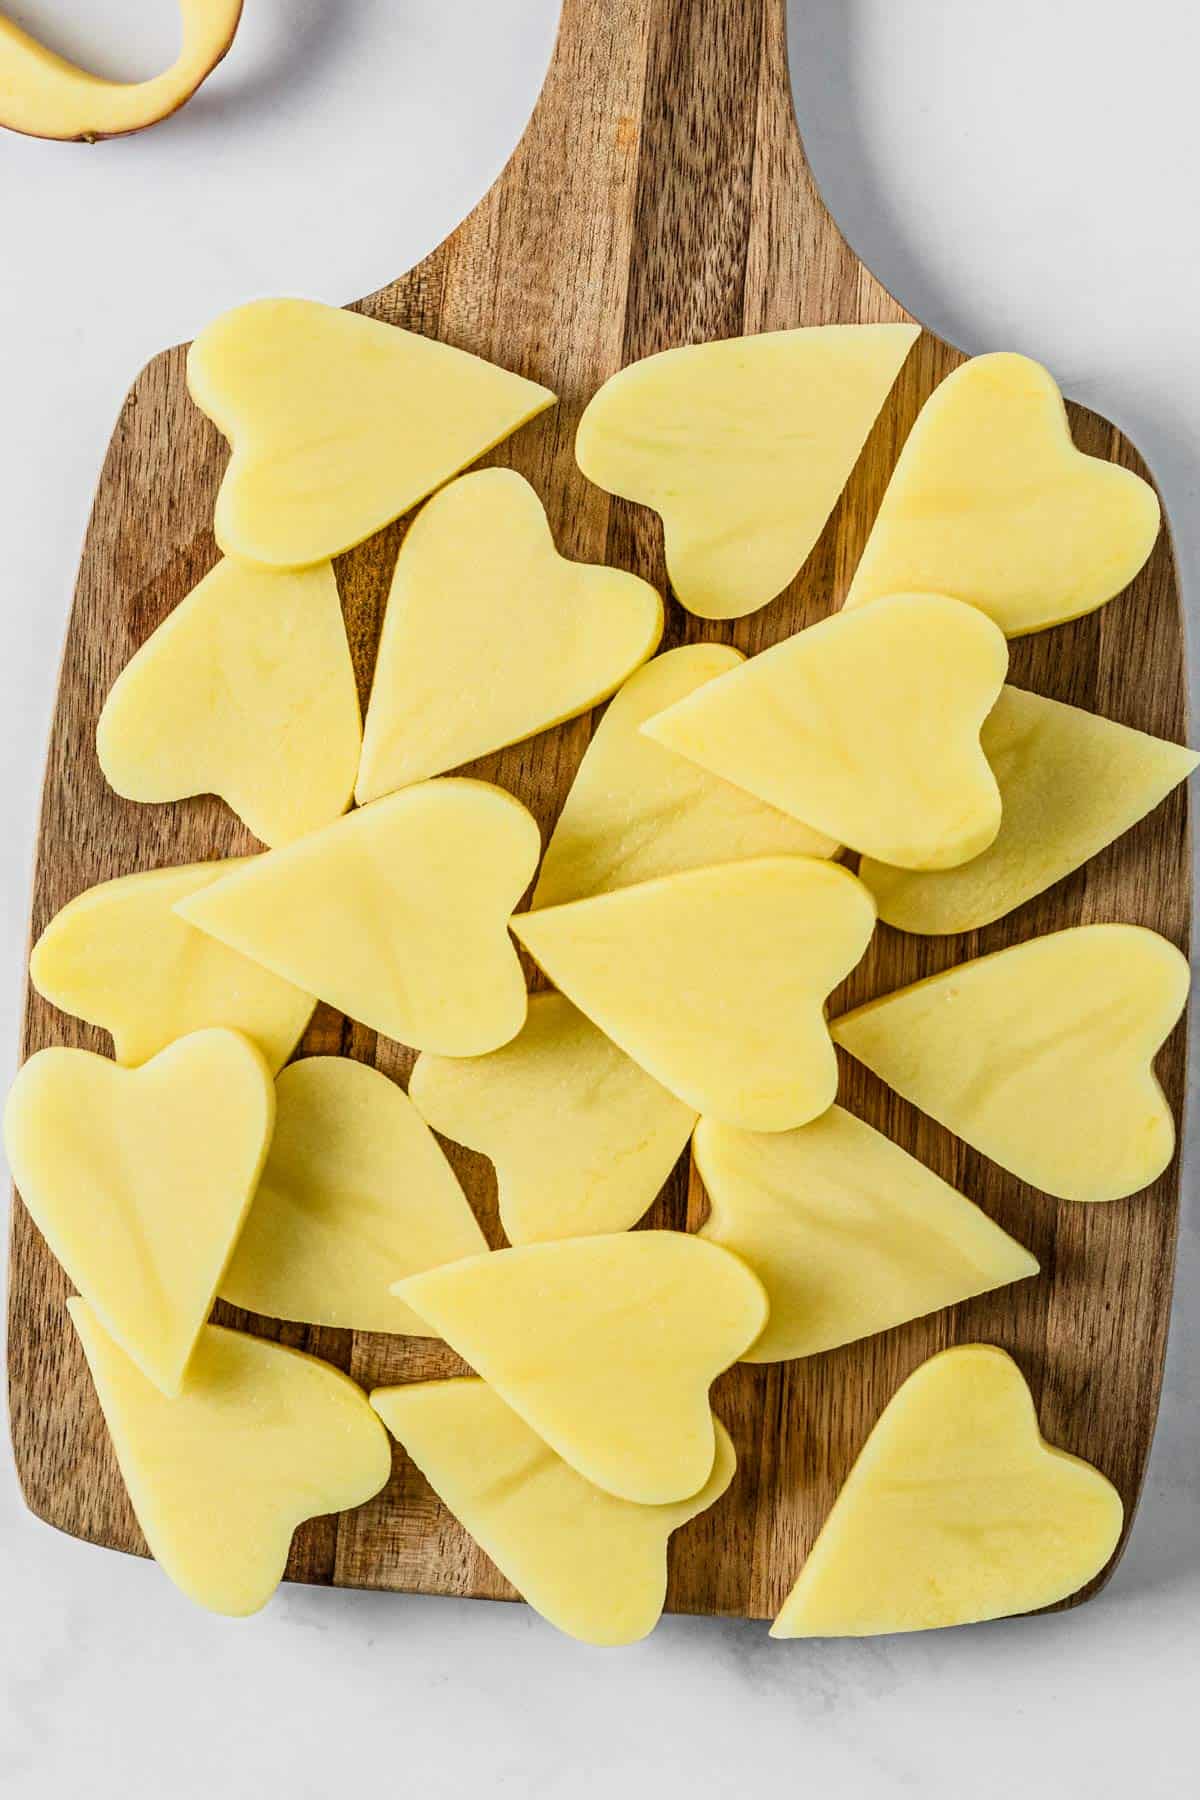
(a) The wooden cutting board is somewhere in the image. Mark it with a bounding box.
[9,0,1190,1622]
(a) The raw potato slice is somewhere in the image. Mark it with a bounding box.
[409,992,696,1244]
[833,925,1189,1203]
[28,861,315,1070]
[356,470,662,800]
[96,558,360,847]
[576,325,919,619]
[220,1058,487,1333]
[515,859,875,1132]
[69,1300,391,1617]
[5,1031,274,1395]
[770,1345,1123,1637]
[372,1379,736,1645]
[189,298,555,567]
[695,1109,1038,1363]
[644,593,1007,870]
[0,2,243,142]
[396,1234,767,1504]
[861,686,1199,934]
[531,645,836,908]
[844,353,1161,635]
[176,780,539,1056]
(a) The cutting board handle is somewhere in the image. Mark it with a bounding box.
[525,0,799,155]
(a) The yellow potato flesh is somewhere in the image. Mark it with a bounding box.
[771,1345,1123,1637]
[531,644,836,909]
[516,858,875,1131]
[70,1300,391,1616]
[97,557,360,847]
[372,1379,735,1645]
[844,353,1160,635]
[220,1057,486,1334]
[5,1030,274,1395]
[409,992,696,1244]
[0,2,243,142]
[29,861,315,1070]
[861,685,1198,933]
[396,1233,767,1505]
[644,593,1007,870]
[833,924,1189,1203]
[696,1108,1037,1363]
[356,469,662,800]
[188,298,555,568]
[576,325,919,619]
[175,780,539,1056]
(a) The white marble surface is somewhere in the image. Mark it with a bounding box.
[1,3,1196,1792]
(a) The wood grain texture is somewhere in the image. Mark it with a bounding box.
[8,0,1190,1622]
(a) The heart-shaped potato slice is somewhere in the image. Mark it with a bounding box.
[373,1378,735,1644]
[844,353,1160,635]
[395,1233,766,1505]
[70,1300,391,1616]
[771,1345,1123,1636]
[97,557,360,847]
[356,469,661,799]
[176,780,539,1056]
[833,925,1189,1203]
[5,1029,274,1394]
[644,592,1007,870]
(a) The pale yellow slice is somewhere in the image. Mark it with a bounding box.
[696,1109,1037,1363]
[576,325,919,619]
[29,862,315,1070]
[515,859,874,1132]
[188,297,555,568]
[70,1300,391,1617]
[844,353,1160,635]
[372,1378,735,1645]
[833,924,1189,1203]
[5,1030,274,1395]
[531,645,836,908]
[771,1345,1123,1637]
[221,1057,486,1333]
[176,780,539,1055]
[396,1234,767,1504]
[356,469,662,800]
[97,558,360,847]
[0,2,242,142]
[861,686,1199,933]
[645,593,1007,870]
[409,992,696,1244]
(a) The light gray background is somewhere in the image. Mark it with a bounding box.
[1,3,1196,1794]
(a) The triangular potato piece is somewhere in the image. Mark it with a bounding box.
[833,925,1189,1203]
[409,991,696,1244]
[532,644,836,908]
[70,1300,391,1616]
[372,1378,735,1644]
[29,861,315,1070]
[771,1345,1123,1636]
[356,469,662,799]
[176,780,539,1055]
[576,325,919,619]
[5,1031,274,1394]
[844,353,1160,635]
[395,1233,766,1504]
[514,858,875,1131]
[861,686,1198,933]
[188,297,555,567]
[221,1057,487,1333]
[644,593,1007,870]
[696,1108,1037,1362]
[97,557,360,847]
